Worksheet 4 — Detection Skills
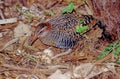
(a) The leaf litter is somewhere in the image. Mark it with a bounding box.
[0,0,120,79]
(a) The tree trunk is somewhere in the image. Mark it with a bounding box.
[88,0,120,41]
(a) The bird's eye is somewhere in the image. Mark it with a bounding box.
[43,26,48,28]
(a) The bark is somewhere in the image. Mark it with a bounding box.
[88,0,120,41]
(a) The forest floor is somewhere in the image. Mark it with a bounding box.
[0,0,120,79]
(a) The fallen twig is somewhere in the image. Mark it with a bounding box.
[46,64,69,69]
[1,64,66,75]
[0,22,18,30]
[0,9,5,19]
[46,1,59,9]
[1,64,48,79]
[0,38,18,51]
[95,53,112,63]
[0,18,17,24]
[62,55,88,62]
[52,49,72,59]
[19,36,27,50]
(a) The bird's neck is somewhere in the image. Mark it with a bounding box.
[40,30,49,37]
[44,22,52,31]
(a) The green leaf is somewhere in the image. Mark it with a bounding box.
[62,2,74,14]
[79,19,85,24]
[108,43,114,48]
[117,58,120,64]
[45,10,54,16]
[97,40,120,60]
[113,47,120,55]
[104,47,113,51]
[75,25,88,33]
[97,51,110,59]
[97,45,113,59]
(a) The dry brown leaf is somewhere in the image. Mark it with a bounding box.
[14,22,32,38]
[73,63,115,79]
[48,70,72,79]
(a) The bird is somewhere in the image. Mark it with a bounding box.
[30,13,93,49]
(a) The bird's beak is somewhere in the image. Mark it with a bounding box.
[29,35,38,46]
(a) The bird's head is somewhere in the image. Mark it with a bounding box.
[29,22,52,45]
